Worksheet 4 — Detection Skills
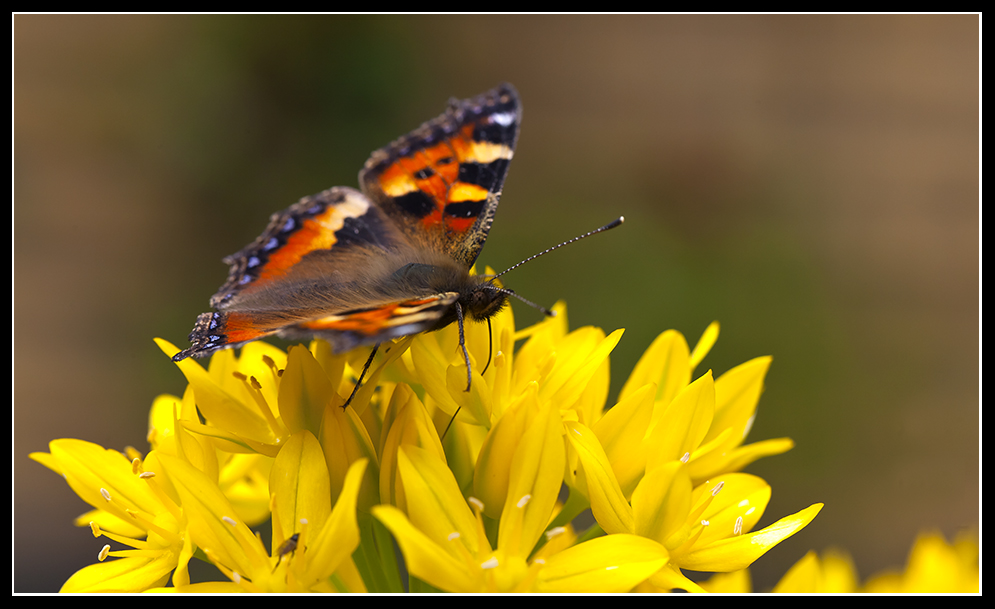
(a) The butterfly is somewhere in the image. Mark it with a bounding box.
[173,84,522,386]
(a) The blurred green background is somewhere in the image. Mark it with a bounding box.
[14,15,979,592]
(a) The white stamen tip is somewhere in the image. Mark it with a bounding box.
[139,471,155,479]
[545,526,566,540]
[468,497,484,511]
[734,516,743,535]
[680,452,690,463]
[233,572,241,584]
[222,516,238,527]
[98,544,110,561]
[300,518,308,525]
[99,488,112,502]
[448,532,460,541]
[711,481,725,496]
[701,519,710,527]
[517,494,532,508]
[480,557,499,569]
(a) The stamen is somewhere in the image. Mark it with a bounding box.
[545,526,566,540]
[701,520,710,527]
[448,532,460,541]
[100,488,112,502]
[139,471,155,479]
[516,494,532,508]
[222,516,238,527]
[733,516,743,535]
[98,545,110,561]
[89,522,101,537]
[480,557,499,569]
[680,452,691,463]
[468,497,484,512]
[711,481,725,496]
[131,457,142,475]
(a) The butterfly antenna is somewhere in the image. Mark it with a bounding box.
[492,216,624,281]
[488,286,555,317]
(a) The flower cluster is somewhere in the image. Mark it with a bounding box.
[702,530,979,593]
[33,301,824,592]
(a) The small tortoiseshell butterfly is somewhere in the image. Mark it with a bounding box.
[174,84,523,368]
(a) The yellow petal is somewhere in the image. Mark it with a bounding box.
[591,383,655,498]
[632,461,692,549]
[372,505,476,593]
[270,431,331,548]
[564,421,633,535]
[156,339,274,444]
[646,370,715,467]
[678,503,823,572]
[689,322,720,373]
[618,329,690,406]
[498,395,565,557]
[303,459,367,585]
[60,554,174,593]
[278,345,337,436]
[536,534,668,593]
[706,355,772,446]
[473,386,536,520]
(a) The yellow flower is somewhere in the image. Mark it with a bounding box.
[567,417,822,592]
[770,549,859,593]
[35,298,826,593]
[862,530,979,593]
[766,529,978,593]
[30,440,193,592]
[373,388,668,592]
[594,323,795,496]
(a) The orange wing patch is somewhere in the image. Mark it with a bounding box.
[299,294,458,336]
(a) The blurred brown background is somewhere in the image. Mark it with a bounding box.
[14,15,979,592]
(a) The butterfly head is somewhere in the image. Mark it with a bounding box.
[462,277,511,321]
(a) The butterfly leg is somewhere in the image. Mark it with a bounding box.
[454,301,472,392]
[482,317,494,375]
[344,343,379,409]
[441,302,473,442]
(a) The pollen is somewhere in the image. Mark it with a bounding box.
[734,516,743,536]
[99,488,111,502]
[516,494,532,508]
[98,545,110,562]
[222,516,238,527]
